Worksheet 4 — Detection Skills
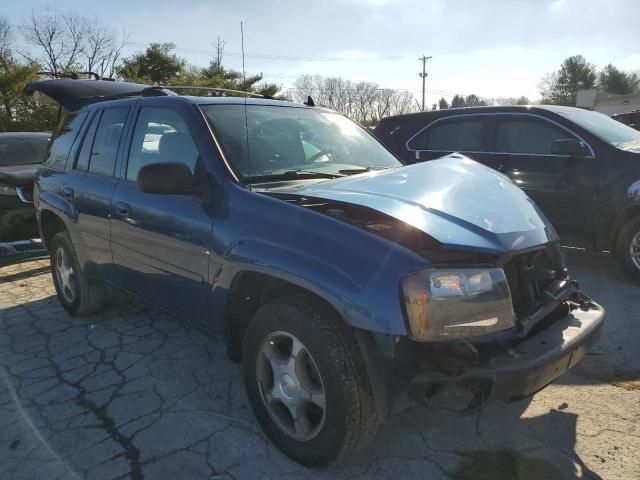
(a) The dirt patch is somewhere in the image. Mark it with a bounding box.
[451,450,564,480]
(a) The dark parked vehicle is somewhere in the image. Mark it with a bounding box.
[29,79,604,466]
[612,110,640,131]
[374,106,640,280]
[0,132,50,241]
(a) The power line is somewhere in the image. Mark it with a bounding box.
[127,42,413,62]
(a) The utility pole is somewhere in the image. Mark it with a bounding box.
[419,55,432,111]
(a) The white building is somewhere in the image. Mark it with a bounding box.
[576,89,640,116]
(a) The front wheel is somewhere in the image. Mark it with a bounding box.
[617,217,640,282]
[242,294,378,467]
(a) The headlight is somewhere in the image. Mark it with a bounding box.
[0,183,17,196]
[401,268,515,341]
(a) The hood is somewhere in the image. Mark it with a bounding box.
[272,155,556,254]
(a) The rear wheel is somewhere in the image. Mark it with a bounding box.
[242,294,378,467]
[50,231,107,315]
[617,217,640,281]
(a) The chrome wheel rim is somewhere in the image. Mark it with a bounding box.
[631,230,640,271]
[256,331,326,441]
[54,246,76,303]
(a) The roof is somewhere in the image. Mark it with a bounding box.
[24,79,317,112]
[378,104,586,123]
[0,132,51,140]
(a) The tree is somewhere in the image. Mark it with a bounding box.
[451,94,466,107]
[20,9,127,78]
[597,64,639,95]
[0,15,57,132]
[438,97,449,110]
[540,55,597,106]
[291,75,417,124]
[464,94,487,107]
[118,42,185,84]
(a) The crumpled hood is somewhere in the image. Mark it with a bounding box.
[279,155,557,253]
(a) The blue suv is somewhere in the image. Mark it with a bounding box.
[28,79,604,466]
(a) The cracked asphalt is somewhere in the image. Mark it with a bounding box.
[1,250,638,480]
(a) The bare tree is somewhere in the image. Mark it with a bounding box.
[293,75,418,124]
[20,9,127,78]
[0,15,14,63]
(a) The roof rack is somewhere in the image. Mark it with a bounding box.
[163,85,274,99]
[38,71,113,81]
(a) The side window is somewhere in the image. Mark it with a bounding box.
[495,117,574,155]
[88,107,129,176]
[74,112,100,172]
[126,107,200,181]
[409,118,484,152]
[44,111,87,169]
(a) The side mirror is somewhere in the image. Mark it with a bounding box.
[550,139,590,157]
[137,162,199,195]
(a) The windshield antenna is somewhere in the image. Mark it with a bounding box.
[240,20,253,191]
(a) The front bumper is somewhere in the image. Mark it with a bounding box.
[403,299,605,409]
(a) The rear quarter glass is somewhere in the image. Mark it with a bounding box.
[44,111,88,170]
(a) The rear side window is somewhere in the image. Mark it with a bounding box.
[409,118,484,152]
[88,107,129,176]
[44,112,87,170]
[495,117,574,155]
[126,107,199,181]
[75,113,100,172]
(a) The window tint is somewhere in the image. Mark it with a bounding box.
[75,112,100,172]
[88,107,128,176]
[409,118,484,151]
[495,117,574,154]
[44,112,87,169]
[127,108,199,181]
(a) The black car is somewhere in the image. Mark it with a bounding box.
[0,132,51,241]
[613,110,640,131]
[374,106,640,279]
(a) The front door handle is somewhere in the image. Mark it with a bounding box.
[114,202,131,217]
[62,187,74,200]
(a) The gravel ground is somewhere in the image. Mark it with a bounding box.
[0,250,638,480]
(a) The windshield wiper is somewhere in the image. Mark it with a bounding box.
[251,169,344,182]
[338,166,391,175]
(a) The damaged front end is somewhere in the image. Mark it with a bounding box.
[390,243,605,415]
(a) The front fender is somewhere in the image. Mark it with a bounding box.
[211,235,419,336]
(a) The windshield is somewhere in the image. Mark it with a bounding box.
[201,104,402,182]
[554,108,640,150]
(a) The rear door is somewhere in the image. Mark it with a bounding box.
[489,114,597,241]
[407,115,498,167]
[109,103,213,323]
[59,106,130,277]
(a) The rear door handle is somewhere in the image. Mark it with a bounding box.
[114,202,131,217]
[62,187,74,200]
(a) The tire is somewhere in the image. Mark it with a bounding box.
[617,217,640,282]
[242,294,378,467]
[49,231,106,316]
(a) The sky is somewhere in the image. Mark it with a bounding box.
[6,0,640,104]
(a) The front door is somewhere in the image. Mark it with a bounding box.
[109,105,213,323]
[489,114,596,241]
[409,115,498,168]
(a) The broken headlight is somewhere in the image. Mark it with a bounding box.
[401,268,515,341]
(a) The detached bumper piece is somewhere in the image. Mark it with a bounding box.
[398,296,604,414]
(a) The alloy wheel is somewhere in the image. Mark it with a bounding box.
[54,246,76,303]
[256,331,326,440]
[630,230,640,271]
